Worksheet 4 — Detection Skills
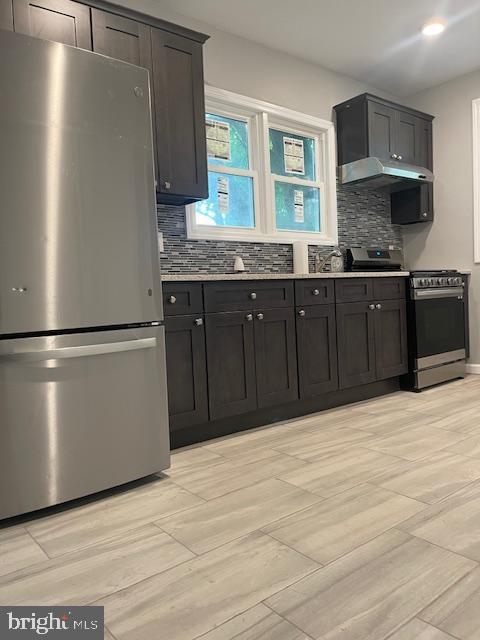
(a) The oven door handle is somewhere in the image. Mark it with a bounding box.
[412,286,464,300]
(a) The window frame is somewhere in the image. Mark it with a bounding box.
[186,86,338,245]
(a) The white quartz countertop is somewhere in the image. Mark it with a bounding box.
[162,271,410,282]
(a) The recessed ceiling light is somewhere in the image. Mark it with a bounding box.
[422,21,445,36]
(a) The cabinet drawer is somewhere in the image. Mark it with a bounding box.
[204,280,294,312]
[373,278,406,301]
[163,282,203,316]
[335,279,373,303]
[295,280,335,306]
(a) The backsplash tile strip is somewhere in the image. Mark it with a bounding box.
[158,184,403,274]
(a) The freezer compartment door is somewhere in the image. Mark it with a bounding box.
[0,327,170,520]
[0,31,162,336]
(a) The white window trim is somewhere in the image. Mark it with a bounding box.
[473,98,480,262]
[186,86,338,246]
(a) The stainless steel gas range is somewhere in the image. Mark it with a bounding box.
[403,270,467,390]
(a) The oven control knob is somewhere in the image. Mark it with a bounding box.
[438,277,447,286]
[447,277,454,285]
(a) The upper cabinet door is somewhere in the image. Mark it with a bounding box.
[395,111,418,165]
[0,1,13,30]
[12,0,92,49]
[416,118,433,170]
[91,9,151,69]
[151,28,208,203]
[367,101,396,161]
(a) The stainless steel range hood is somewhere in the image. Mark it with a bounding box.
[338,157,434,190]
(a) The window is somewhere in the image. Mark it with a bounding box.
[187,87,338,245]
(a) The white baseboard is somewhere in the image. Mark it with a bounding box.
[466,363,480,374]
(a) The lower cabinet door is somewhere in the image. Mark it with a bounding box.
[205,311,257,420]
[165,315,208,432]
[337,301,377,389]
[297,305,338,398]
[254,308,299,408]
[374,299,408,379]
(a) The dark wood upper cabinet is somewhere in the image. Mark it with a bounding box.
[151,28,208,204]
[0,1,13,30]
[367,101,397,162]
[334,94,433,169]
[396,110,419,165]
[336,301,377,389]
[254,308,298,408]
[91,9,151,68]
[391,183,433,225]
[165,314,208,433]
[374,299,408,379]
[297,304,338,398]
[417,117,433,170]
[12,0,92,49]
[205,311,257,420]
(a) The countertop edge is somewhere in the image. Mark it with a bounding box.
[161,271,411,282]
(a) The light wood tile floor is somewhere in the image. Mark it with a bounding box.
[3,376,480,640]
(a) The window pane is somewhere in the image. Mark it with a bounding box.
[274,181,321,232]
[269,128,316,180]
[195,171,255,228]
[206,113,249,170]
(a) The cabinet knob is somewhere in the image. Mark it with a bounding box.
[249,292,257,300]
[256,313,264,320]
[391,153,398,159]
[162,179,171,190]
[397,155,403,160]
[312,289,320,296]
[194,318,203,326]
[298,309,306,317]
[376,303,382,310]
[368,304,375,310]
[168,295,177,304]
[422,212,428,218]
[245,313,253,322]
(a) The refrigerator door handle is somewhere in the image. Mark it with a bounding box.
[0,337,157,363]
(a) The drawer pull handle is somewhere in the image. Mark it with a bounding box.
[256,313,264,320]
[245,313,253,322]
[368,304,375,310]
[194,318,203,326]
[168,295,177,304]
[249,292,257,300]
[376,303,382,310]
[312,289,320,296]
[298,309,306,317]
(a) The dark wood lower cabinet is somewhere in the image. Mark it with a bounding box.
[205,311,257,420]
[337,302,377,389]
[165,315,208,432]
[12,0,92,49]
[254,308,298,408]
[375,299,408,379]
[166,278,410,448]
[297,305,338,398]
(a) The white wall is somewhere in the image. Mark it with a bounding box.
[113,0,397,121]
[403,70,480,365]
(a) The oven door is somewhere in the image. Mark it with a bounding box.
[412,287,465,366]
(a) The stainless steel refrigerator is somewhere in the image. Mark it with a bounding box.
[0,31,170,520]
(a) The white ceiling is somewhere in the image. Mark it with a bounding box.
[156,0,480,96]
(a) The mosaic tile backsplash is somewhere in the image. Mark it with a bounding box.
[157,184,403,274]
